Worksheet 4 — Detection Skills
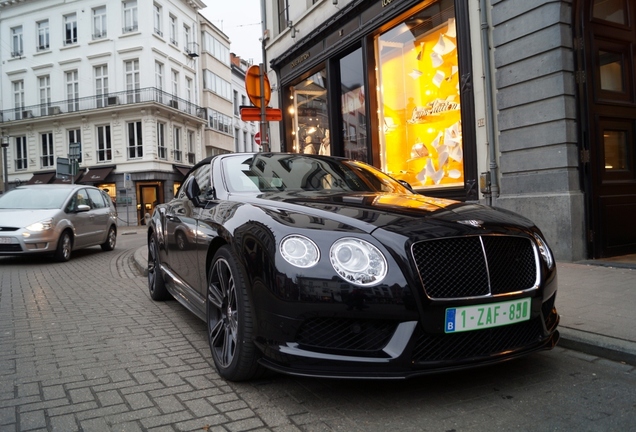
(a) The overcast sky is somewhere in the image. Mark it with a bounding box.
[200,0,264,64]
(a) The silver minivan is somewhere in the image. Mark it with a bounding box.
[0,184,118,261]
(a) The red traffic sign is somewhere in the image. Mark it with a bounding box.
[254,132,267,146]
[240,107,282,122]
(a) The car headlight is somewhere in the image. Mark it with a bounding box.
[25,219,53,232]
[533,233,554,269]
[280,235,320,268]
[330,238,387,286]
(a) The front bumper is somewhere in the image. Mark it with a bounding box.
[254,291,559,379]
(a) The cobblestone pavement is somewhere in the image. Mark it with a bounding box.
[0,237,635,431]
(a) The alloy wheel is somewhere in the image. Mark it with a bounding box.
[207,258,238,368]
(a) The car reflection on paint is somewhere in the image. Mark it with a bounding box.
[146,153,559,381]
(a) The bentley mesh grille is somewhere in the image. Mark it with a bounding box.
[412,318,544,363]
[296,318,397,352]
[412,236,538,299]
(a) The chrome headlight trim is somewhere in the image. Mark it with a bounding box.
[280,234,320,268]
[330,237,388,286]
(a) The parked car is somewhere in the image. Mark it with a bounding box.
[147,153,559,381]
[0,184,117,261]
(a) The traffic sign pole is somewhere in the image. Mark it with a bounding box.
[259,63,269,152]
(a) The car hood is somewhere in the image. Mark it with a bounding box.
[0,209,61,228]
[234,191,537,238]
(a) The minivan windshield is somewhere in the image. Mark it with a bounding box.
[0,188,70,209]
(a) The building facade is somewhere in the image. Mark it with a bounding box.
[0,0,207,225]
[260,0,636,261]
[199,15,235,158]
[230,53,259,152]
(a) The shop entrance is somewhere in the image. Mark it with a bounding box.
[577,0,636,257]
[138,184,161,225]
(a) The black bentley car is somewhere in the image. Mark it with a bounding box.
[147,153,559,381]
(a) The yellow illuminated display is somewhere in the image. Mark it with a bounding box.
[376,9,463,190]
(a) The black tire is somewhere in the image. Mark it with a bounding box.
[148,234,171,300]
[53,231,72,262]
[101,226,117,251]
[207,246,263,381]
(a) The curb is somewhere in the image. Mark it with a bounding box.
[557,327,636,366]
[133,245,148,277]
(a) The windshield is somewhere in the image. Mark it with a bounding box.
[222,154,411,194]
[0,188,70,209]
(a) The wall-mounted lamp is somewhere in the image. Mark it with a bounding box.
[288,20,297,39]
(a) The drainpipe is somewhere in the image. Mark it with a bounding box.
[479,0,499,206]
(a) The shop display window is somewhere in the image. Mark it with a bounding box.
[98,183,116,205]
[375,0,462,190]
[340,48,367,162]
[287,69,330,155]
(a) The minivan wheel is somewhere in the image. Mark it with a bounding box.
[54,231,72,262]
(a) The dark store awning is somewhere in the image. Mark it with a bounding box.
[174,165,191,178]
[82,167,114,183]
[52,169,85,184]
[26,172,56,185]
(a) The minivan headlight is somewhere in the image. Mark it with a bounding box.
[25,219,53,232]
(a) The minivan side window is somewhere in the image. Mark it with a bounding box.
[86,188,106,209]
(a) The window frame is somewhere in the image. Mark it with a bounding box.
[15,136,28,171]
[173,126,182,162]
[36,20,50,51]
[157,122,167,160]
[127,121,143,159]
[11,26,23,57]
[97,125,112,162]
[64,13,78,45]
[122,0,138,33]
[40,132,54,168]
[93,6,107,39]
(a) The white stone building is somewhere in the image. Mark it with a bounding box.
[198,15,234,158]
[0,0,207,225]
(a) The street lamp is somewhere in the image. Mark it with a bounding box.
[1,135,9,194]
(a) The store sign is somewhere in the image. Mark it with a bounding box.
[291,52,310,69]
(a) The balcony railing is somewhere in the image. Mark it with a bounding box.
[0,87,206,123]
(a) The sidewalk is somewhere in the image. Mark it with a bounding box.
[129,230,636,366]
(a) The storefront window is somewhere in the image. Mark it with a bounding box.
[340,48,367,161]
[288,69,329,155]
[375,0,462,190]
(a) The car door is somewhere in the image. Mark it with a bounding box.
[66,188,94,248]
[163,175,202,303]
[86,188,110,245]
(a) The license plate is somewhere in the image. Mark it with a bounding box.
[0,237,12,244]
[445,298,531,333]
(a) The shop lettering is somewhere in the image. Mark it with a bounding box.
[381,0,396,7]
[291,53,310,68]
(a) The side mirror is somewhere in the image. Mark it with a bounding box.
[76,204,91,212]
[397,180,415,193]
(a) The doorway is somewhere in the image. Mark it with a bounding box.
[576,0,636,257]
[138,184,160,225]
